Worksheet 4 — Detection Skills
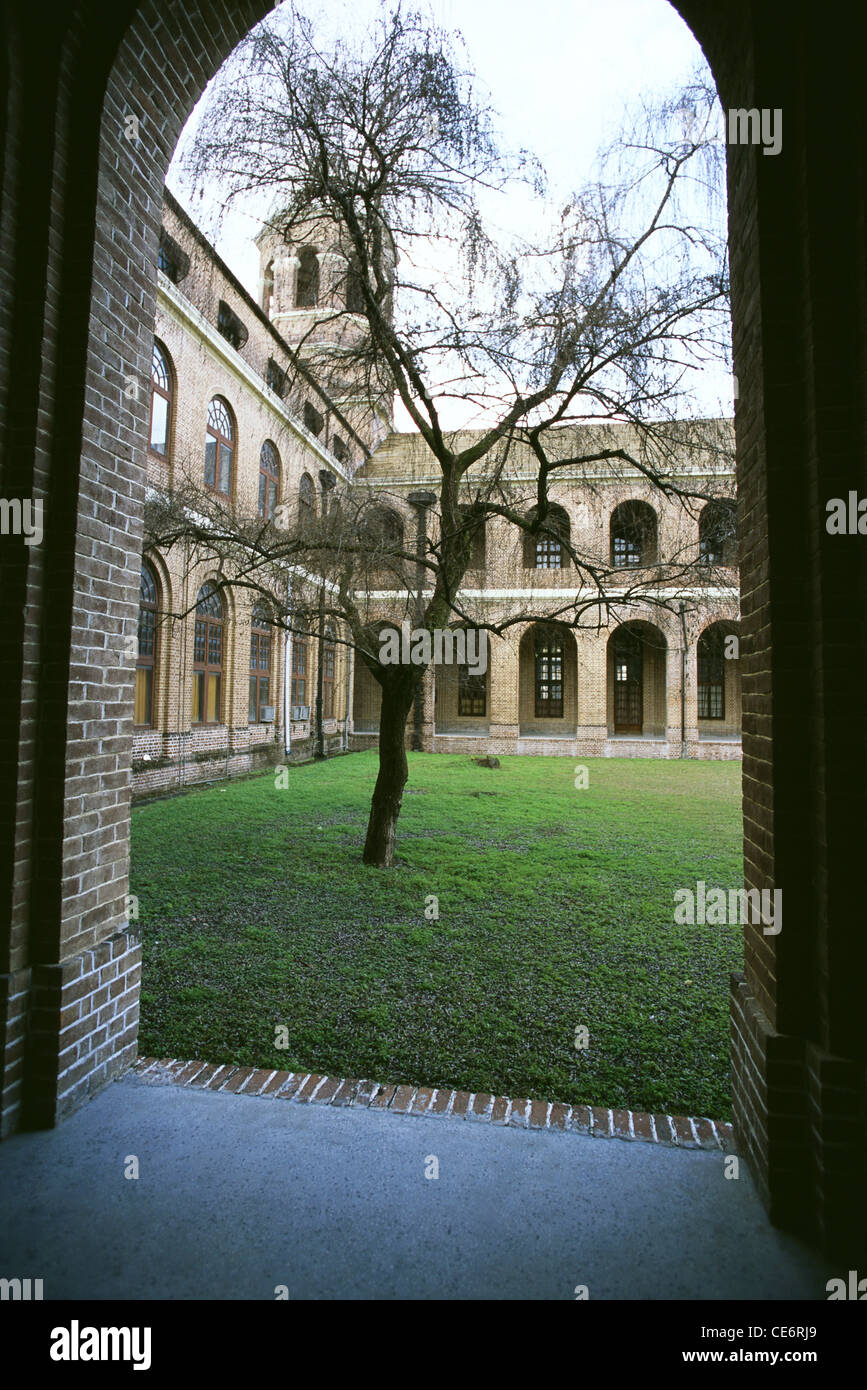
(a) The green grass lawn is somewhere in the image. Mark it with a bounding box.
[131,752,743,1118]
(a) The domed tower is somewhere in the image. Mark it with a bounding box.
[256,211,395,445]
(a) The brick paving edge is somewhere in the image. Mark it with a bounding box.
[130,1057,737,1152]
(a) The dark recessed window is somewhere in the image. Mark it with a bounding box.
[157,229,189,284]
[699,501,737,567]
[149,341,172,458]
[262,260,275,317]
[217,300,248,351]
[259,440,280,522]
[266,358,286,397]
[459,507,486,569]
[610,501,658,568]
[698,627,726,719]
[458,648,486,716]
[192,582,224,725]
[303,400,324,437]
[346,262,365,313]
[323,623,336,718]
[296,247,319,308]
[332,434,348,464]
[299,473,316,526]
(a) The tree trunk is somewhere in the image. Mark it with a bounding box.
[362,673,416,867]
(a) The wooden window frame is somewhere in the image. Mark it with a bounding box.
[149,341,172,459]
[291,637,308,707]
[249,604,272,723]
[192,583,225,726]
[534,628,564,718]
[259,440,280,522]
[135,560,159,727]
[458,662,486,716]
[205,397,234,499]
[697,629,726,720]
[322,625,336,719]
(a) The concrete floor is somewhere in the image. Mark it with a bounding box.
[0,1073,832,1300]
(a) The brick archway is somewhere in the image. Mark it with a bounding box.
[2,0,865,1257]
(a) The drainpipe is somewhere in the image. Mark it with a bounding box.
[283,574,293,760]
[407,490,437,751]
[679,600,687,757]
[315,469,336,759]
[344,636,353,752]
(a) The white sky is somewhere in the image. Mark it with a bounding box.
[168,0,731,423]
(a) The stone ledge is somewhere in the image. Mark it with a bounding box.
[131,1057,736,1152]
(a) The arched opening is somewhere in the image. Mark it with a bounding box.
[522,503,571,569]
[134,559,160,728]
[8,0,865,1265]
[699,500,737,568]
[299,472,316,526]
[610,500,658,568]
[433,626,490,735]
[204,396,235,498]
[249,600,274,725]
[361,505,404,552]
[149,340,173,461]
[351,622,394,734]
[192,582,226,726]
[607,621,667,737]
[697,620,741,740]
[295,246,320,307]
[261,258,274,317]
[258,440,280,522]
[518,623,577,735]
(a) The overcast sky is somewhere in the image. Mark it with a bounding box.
[168,0,731,420]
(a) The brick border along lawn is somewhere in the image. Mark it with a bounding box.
[133,1057,737,1153]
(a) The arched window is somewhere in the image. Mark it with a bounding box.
[149,341,172,457]
[205,397,234,498]
[459,506,486,569]
[291,635,308,710]
[135,560,159,726]
[259,440,280,521]
[523,504,570,569]
[262,259,274,317]
[296,246,319,307]
[192,582,224,724]
[346,261,365,313]
[697,627,726,719]
[534,627,564,717]
[362,506,404,551]
[299,473,316,526]
[458,631,487,715]
[249,602,273,723]
[699,501,737,567]
[323,623,337,718]
[610,501,658,568]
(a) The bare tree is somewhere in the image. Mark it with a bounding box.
[159,1,734,867]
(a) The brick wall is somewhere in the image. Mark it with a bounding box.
[1,0,863,1261]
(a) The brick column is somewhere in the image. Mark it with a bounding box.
[487,632,519,754]
[0,0,270,1137]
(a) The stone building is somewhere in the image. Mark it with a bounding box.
[137,193,740,797]
[134,191,384,796]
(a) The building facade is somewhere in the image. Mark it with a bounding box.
[135,192,739,799]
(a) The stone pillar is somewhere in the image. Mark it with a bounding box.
[487,631,519,754]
